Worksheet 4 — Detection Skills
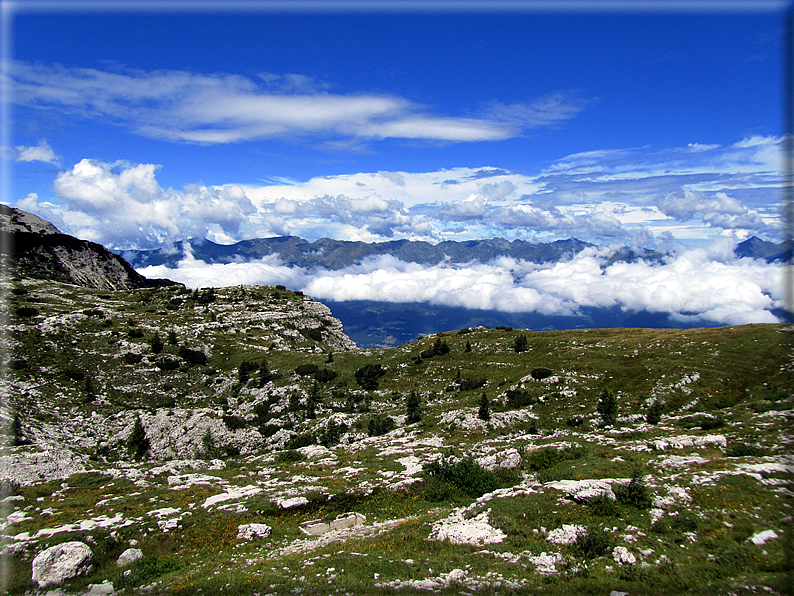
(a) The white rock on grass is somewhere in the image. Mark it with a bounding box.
[613,546,637,565]
[31,541,94,587]
[430,509,506,546]
[476,449,522,472]
[277,496,309,509]
[116,548,143,567]
[545,479,616,502]
[237,523,272,541]
[526,552,563,573]
[546,524,586,545]
[748,529,779,545]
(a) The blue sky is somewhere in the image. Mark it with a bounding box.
[2,1,790,325]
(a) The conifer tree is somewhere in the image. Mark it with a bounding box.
[478,393,491,421]
[406,391,422,424]
[127,416,150,460]
[597,389,619,426]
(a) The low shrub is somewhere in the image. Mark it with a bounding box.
[367,414,396,437]
[355,363,386,390]
[15,306,38,318]
[459,376,487,391]
[614,473,653,509]
[679,414,724,431]
[646,400,663,425]
[275,449,304,463]
[526,446,587,472]
[586,494,620,517]
[177,346,207,365]
[123,352,143,365]
[314,368,337,383]
[571,527,614,560]
[286,433,315,449]
[128,329,144,339]
[505,388,536,408]
[725,442,768,457]
[423,456,503,499]
[295,363,319,376]
[258,423,281,438]
[566,415,585,427]
[222,414,247,430]
[530,367,553,380]
[155,357,180,371]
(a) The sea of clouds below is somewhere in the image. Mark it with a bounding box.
[137,243,786,328]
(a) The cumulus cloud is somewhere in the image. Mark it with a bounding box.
[10,62,585,146]
[658,190,768,231]
[138,246,785,327]
[14,139,60,165]
[20,158,259,249]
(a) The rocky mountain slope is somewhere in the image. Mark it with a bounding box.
[1,268,791,594]
[0,206,174,291]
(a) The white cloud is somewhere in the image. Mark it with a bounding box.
[138,246,785,327]
[21,158,259,249]
[10,62,585,146]
[14,139,61,165]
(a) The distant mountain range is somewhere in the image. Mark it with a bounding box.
[122,235,667,270]
[122,234,790,270]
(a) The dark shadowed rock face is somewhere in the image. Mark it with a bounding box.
[0,205,176,290]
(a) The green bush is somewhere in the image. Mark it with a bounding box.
[355,363,386,390]
[421,338,450,359]
[571,528,614,560]
[586,494,620,517]
[296,363,319,376]
[128,328,144,339]
[423,456,503,499]
[300,328,323,342]
[15,306,38,318]
[646,400,663,425]
[314,368,337,383]
[566,415,584,427]
[614,473,653,509]
[367,414,396,437]
[459,376,487,391]
[725,442,768,457]
[123,352,144,365]
[526,446,587,472]
[275,449,304,463]
[319,420,348,447]
[286,433,315,449]
[222,414,247,430]
[505,388,535,408]
[530,367,553,380]
[177,346,207,365]
[155,357,180,371]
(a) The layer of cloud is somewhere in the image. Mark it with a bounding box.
[9,62,585,145]
[137,245,785,327]
[15,135,783,250]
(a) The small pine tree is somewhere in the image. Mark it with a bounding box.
[326,351,334,364]
[465,340,472,353]
[257,358,271,387]
[83,374,95,403]
[167,330,178,345]
[513,334,528,353]
[406,391,422,424]
[478,393,491,421]
[127,416,150,461]
[646,400,663,425]
[151,332,164,354]
[201,429,215,459]
[597,389,619,426]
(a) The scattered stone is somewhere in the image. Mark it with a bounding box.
[546,524,586,545]
[300,513,365,536]
[277,496,309,509]
[430,509,506,546]
[748,529,779,545]
[116,548,143,567]
[526,552,563,573]
[613,546,637,565]
[31,541,95,588]
[237,523,273,541]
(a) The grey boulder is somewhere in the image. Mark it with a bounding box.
[31,541,94,587]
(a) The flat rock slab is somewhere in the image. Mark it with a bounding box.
[32,541,94,588]
[300,512,366,536]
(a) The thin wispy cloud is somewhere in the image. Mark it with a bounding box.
[12,139,61,165]
[8,62,585,146]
